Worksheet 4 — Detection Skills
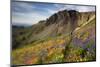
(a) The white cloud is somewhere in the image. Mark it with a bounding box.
[12,12,48,25]
[63,5,95,12]
[76,6,95,12]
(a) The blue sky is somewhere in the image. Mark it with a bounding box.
[12,1,95,26]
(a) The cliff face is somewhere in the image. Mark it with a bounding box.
[39,10,95,37]
[46,10,95,26]
[46,10,79,28]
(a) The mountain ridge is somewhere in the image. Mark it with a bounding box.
[12,10,95,49]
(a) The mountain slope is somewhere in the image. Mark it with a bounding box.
[12,10,96,65]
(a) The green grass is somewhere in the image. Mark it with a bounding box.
[12,31,96,65]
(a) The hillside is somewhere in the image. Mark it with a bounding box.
[12,10,96,65]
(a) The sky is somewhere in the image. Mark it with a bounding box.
[12,1,95,26]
